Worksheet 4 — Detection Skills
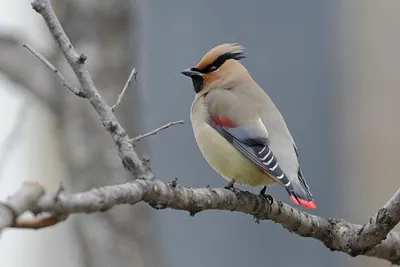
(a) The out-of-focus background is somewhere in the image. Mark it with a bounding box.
[0,1,398,267]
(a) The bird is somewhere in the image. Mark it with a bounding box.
[181,43,316,209]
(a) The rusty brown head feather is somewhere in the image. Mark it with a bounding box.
[181,43,247,94]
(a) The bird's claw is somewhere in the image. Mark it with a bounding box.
[224,179,242,199]
[259,186,267,197]
[224,179,236,190]
[258,186,273,204]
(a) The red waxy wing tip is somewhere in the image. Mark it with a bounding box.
[210,116,237,128]
[289,195,317,209]
[289,195,300,206]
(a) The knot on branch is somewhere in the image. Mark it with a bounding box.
[31,1,45,13]
[188,205,205,217]
[376,208,392,226]
[122,157,136,173]
[149,201,166,210]
[168,178,178,188]
[142,154,151,171]
[77,53,87,64]
[76,91,87,98]
[104,122,117,133]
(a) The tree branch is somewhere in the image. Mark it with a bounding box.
[111,68,137,112]
[131,120,185,142]
[0,180,399,264]
[351,189,400,254]
[30,0,152,179]
[23,42,84,97]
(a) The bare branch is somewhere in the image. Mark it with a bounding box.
[22,42,85,98]
[351,189,400,254]
[111,68,137,112]
[0,180,399,263]
[131,120,185,142]
[30,0,152,179]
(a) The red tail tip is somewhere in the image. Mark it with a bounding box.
[289,195,301,206]
[289,195,316,209]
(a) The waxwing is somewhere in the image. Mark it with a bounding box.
[181,43,316,209]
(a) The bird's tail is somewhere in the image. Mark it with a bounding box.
[287,190,316,209]
[286,170,316,209]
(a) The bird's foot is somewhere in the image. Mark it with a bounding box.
[259,186,267,197]
[224,179,236,190]
[258,186,273,204]
[224,179,242,199]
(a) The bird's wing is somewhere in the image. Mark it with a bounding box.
[292,143,314,204]
[205,89,316,209]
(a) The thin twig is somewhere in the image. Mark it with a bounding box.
[131,120,185,142]
[111,68,137,112]
[22,43,85,98]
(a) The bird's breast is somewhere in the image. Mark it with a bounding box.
[191,120,276,187]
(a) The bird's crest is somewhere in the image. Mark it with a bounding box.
[194,43,246,72]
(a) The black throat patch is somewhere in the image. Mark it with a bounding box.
[191,75,204,93]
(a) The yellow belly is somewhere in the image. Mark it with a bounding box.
[193,123,276,187]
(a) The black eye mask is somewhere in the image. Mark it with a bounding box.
[192,51,246,74]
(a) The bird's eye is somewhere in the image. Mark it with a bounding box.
[209,66,217,72]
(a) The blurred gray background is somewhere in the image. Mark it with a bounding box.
[1,0,399,267]
[139,1,340,267]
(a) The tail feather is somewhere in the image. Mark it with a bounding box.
[289,193,316,209]
[286,166,316,209]
[287,173,316,209]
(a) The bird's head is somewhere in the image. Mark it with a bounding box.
[181,43,249,95]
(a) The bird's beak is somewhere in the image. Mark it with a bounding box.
[181,68,201,77]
